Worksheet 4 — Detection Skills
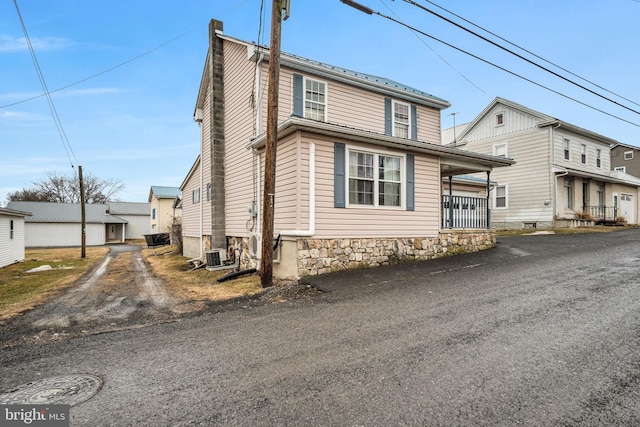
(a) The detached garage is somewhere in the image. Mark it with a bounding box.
[0,207,31,268]
[6,201,128,247]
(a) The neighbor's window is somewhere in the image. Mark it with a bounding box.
[496,113,504,126]
[495,185,507,208]
[348,149,402,207]
[493,143,507,158]
[304,78,326,121]
[615,166,626,172]
[206,183,211,202]
[393,101,410,139]
[192,188,201,204]
[152,208,156,220]
[563,138,570,160]
[10,220,14,240]
[624,151,633,160]
[596,149,602,168]
[581,144,587,164]
[564,177,574,209]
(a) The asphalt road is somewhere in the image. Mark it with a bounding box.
[2,230,640,426]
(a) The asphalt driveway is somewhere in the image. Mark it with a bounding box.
[2,229,640,426]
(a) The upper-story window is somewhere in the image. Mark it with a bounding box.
[348,148,403,208]
[493,143,508,158]
[581,144,587,164]
[563,138,570,161]
[152,208,156,220]
[393,101,410,139]
[304,78,326,121]
[596,149,602,168]
[615,166,626,172]
[496,113,504,126]
[624,151,634,160]
[192,188,201,204]
[206,183,211,202]
[10,220,14,240]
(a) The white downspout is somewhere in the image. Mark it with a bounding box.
[280,142,315,237]
[195,108,204,260]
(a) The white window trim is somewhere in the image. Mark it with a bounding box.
[580,144,587,165]
[624,150,634,160]
[495,112,504,127]
[615,166,626,173]
[345,145,405,210]
[494,184,508,209]
[596,149,602,169]
[303,76,328,122]
[493,142,508,158]
[563,138,571,162]
[392,100,412,139]
[192,188,201,204]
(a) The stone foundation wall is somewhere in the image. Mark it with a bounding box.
[296,231,495,277]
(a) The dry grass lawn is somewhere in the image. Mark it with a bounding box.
[142,246,264,309]
[0,247,109,321]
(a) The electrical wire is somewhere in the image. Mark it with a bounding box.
[402,0,640,117]
[12,0,78,167]
[1,0,252,110]
[363,5,640,128]
[420,0,640,109]
[377,0,487,95]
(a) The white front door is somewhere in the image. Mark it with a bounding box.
[620,194,634,223]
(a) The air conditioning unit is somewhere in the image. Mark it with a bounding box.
[248,234,280,262]
[249,234,261,258]
[205,249,228,270]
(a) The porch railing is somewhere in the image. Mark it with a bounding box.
[584,205,618,222]
[442,195,489,229]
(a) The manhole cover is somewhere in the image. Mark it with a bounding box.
[0,374,102,406]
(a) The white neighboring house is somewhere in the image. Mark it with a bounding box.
[109,202,151,239]
[452,97,640,228]
[6,201,131,247]
[0,207,31,268]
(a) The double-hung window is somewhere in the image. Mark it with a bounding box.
[393,101,410,139]
[581,144,587,164]
[563,139,570,161]
[495,185,507,208]
[304,78,326,121]
[596,149,602,168]
[348,149,402,207]
[10,220,14,240]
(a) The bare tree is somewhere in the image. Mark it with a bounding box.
[7,171,125,204]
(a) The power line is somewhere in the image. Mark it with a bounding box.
[1,0,252,110]
[377,0,487,95]
[420,0,640,109]
[401,0,640,117]
[341,1,640,128]
[12,0,78,167]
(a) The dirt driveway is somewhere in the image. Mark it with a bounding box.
[1,244,188,348]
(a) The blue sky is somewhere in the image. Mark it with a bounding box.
[2,0,639,204]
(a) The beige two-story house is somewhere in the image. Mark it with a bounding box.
[180,20,514,279]
[453,97,640,228]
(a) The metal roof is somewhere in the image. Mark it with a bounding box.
[109,202,150,215]
[149,186,182,201]
[6,202,127,224]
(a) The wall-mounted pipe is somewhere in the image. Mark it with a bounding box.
[280,142,315,237]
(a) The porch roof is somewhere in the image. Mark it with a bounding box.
[249,117,515,176]
[553,166,640,187]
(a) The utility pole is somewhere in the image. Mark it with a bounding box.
[78,165,86,259]
[260,0,289,287]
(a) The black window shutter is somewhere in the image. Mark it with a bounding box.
[334,143,346,208]
[293,74,303,117]
[384,98,392,136]
[406,154,415,211]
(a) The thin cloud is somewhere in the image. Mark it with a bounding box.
[0,34,74,52]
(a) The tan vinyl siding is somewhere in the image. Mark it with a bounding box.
[256,65,442,144]
[273,135,308,233]
[181,160,202,238]
[225,41,261,237]
[312,137,440,239]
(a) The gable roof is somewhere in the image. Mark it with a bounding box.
[6,201,127,224]
[195,20,451,116]
[458,97,621,146]
[149,186,182,202]
[611,142,640,151]
[0,207,32,218]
